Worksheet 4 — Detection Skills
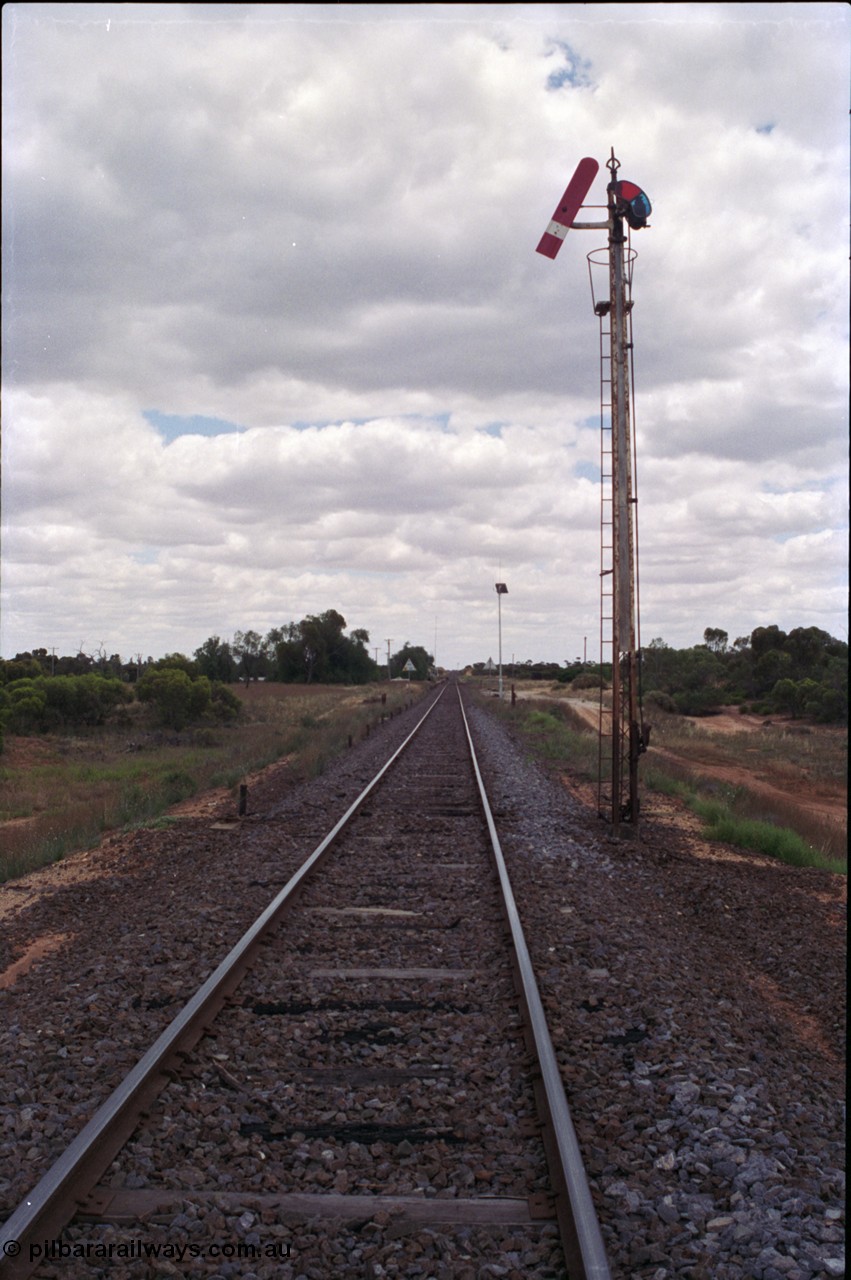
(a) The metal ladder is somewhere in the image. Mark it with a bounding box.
[596,304,615,819]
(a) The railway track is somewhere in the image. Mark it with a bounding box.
[1,682,610,1280]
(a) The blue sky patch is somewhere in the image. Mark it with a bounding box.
[545,40,593,91]
[290,417,371,431]
[290,412,454,433]
[575,460,601,483]
[144,410,245,443]
[129,546,159,565]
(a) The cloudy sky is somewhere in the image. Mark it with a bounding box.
[2,3,848,670]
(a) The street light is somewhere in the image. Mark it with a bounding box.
[495,583,508,699]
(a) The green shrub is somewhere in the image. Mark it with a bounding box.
[211,681,241,721]
[3,680,49,733]
[645,689,677,713]
[0,674,131,733]
[44,674,131,727]
[571,673,605,691]
[161,769,197,804]
[673,687,725,716]
[693,800,844,872]
[137,668,210,730]
[526,709,560,731]
[192,727,221,747]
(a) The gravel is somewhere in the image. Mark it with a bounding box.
[0,685,845,1280]
[468,699,845,1280]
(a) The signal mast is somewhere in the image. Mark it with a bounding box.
[536,149,651,836]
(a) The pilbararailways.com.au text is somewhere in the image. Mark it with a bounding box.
[24,1238,292,1264]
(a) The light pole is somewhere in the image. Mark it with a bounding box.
[495,583,508,699]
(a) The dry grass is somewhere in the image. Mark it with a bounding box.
[0,682,426,883]
[650,710,848,788]
[471,682,846,873]
[645,710,847,862]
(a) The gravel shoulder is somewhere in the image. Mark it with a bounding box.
[469,699,845,1280]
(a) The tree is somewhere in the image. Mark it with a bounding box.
[640,642,725,715]
[671,648,726,715]
[752,648,792,696]
[266,614,378,684]
[770,678,799,715]
[338,628,375,683]
[194,636,237,683]
[232,630,268,685]
[153,652,198,676]
[299,610,348,683]
[390,642,433,681]
[0,657,43,683]
[91,643,124,678]
[785,626,835,676]
[269,623,305,682]
[750,625,788,658]
[703,627,729,653]
[641,639,674,690]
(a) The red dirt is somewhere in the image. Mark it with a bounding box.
[648,745,845,829]
[548,693,846,840]
[0,933,69,990]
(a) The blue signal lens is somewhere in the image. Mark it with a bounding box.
[631,193,652,219]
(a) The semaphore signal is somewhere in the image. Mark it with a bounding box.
[535,157,600,258]
[536,148,652,836]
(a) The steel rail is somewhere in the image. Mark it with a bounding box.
[457,686,612,1280]
[0,685,447,1280]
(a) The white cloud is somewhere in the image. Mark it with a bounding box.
[2,2,848,666]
